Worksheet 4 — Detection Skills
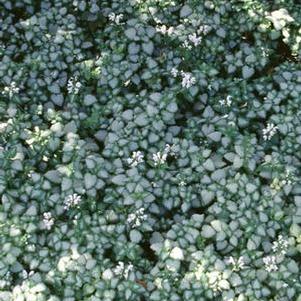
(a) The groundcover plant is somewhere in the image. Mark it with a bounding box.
[0,0,301,300]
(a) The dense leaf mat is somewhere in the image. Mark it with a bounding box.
[0,0,301,300]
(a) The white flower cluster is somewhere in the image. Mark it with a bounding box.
[67,77,82,95]
[156,24,175,36]
[152,151,167,166]
[262,123,278,141]
[270,169,294,193]
[153,144,177,166]
[171,68,196,88]
[127,151,144,167]
[272,235,289,255]
[226,256,245,271]
[164,144,177,157]
[219,95,232,107]
[188,33,202,46]
[284,169,293,185]
[181,71,196,88]
[183,33,202,49]
[43,212,54,230]
[2,81,20,98]
[263,255,278,272]
[113,261,133,279]
[127,208,147,228]
[108,13,124,25]
[64,193,82,210]
[128,145,177,167]
[263,235,288,272]
[181,23,211,49]
[198,24,211,35]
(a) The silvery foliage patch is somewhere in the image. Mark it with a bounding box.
[0,0,301,300]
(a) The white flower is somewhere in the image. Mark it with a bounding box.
[263,255,278,272]
[171,67,179,78]
[127,151,144,167]
[156,25,167,34]
[108,12,116,21]
[198,25,211,35]
[180,71,196,88]
[67,77,81,94]
[262,123,278,141]
[226,256,245,271]
[179,180,187,187]
[182,33,202,49]
[182,40,192,49]
[113,261,124,275]
[115,14,124,25]
[171,68,196,88]
[2,81,19,98]
[153,151,167,166]
[164,144,177,157]
[108,13,124,25]
[64,193,82,210]
[127,213,136,224]
[125,263,133,278]
[152,144,177,166]
[272,235,289,255]
[156,25,174,35]
[124,79,131,86]
[43,212,54,230]
[283,168,293,185]
[127,208,148,228]
[113,261,133,279]
[0,123,8,133]
[219,95,232,107]
[188,33,202,46]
